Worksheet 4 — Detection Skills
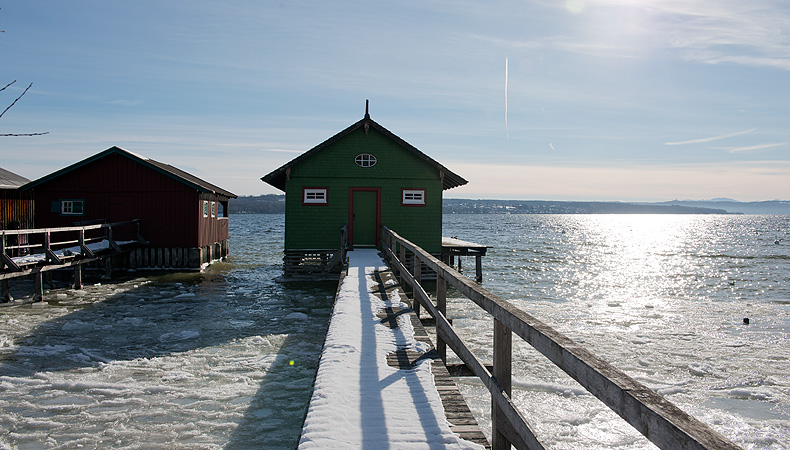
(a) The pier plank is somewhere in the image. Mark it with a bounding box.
[377,271,490,449]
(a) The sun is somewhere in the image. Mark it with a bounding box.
[566,0,586,14]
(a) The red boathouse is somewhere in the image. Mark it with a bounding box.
[21,146,237,268]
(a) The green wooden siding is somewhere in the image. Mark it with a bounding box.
[284,127,444,253]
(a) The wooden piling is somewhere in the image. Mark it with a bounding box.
[33,272,43,302]
[1,279,10,303]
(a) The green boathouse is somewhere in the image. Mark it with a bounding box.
[261,104,467,275]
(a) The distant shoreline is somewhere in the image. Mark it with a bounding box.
[229,195,790,215]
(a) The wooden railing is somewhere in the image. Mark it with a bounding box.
[1,220,145,272]
[381,226,741,450]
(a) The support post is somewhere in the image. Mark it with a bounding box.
[103,257,112,279]
[43,231,62,264]
[436,273,447,364]
[492,319,513,450]
[457,255,462,273]
[413,254,421,319]
[73,264,83,290]
[33,272,43,302]
[2,279,10,303]
[476,255,483,283]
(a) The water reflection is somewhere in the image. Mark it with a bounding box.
[443,214,790,449]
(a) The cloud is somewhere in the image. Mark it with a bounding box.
[664,128,756,145]
[445,160,790,202]
[718,142,785,153]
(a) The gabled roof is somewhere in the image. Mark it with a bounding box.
[261,113,468,192]
[21,146,237,198]
[0,167,31,190]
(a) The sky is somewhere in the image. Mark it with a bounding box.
[2,0,789,202]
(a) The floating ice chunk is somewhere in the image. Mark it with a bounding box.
[728,388,776,401]
[245,336,271,346]
[159,330,200,341]
[688,364,714,377]
[174,293,196,298]
[284,312,309,321]
[62,320,92,331]
[56,293,67,300]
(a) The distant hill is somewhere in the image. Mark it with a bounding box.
[230,194,285,214]
[442,199,733,215]
[228,195,789,215]
[647,200,790,215]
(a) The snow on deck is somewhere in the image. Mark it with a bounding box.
[10,240,137,266]
[441,237,487,249]
[298,249,484,449]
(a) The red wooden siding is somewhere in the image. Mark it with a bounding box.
[1,189,34,231]
[28,153,228,248]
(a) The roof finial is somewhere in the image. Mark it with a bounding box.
[364,99,370,119]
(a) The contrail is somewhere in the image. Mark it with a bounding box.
[665,128,756,145]
[505,57,509,137]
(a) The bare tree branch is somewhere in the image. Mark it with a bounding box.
[1,9,48,137]
[0,131,50,136]
[0,82,33,119]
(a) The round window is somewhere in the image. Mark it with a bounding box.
[355,153,377,167]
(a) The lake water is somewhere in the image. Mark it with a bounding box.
[1,214,788,449]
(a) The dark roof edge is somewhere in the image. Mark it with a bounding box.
[261,116,468,192]
[21,146,237,198]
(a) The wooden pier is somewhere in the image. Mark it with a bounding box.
[382,226,743,450]
[298,249,488,449]
[1,220,146,302]
[442,236,489,283]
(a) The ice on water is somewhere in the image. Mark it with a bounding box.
[0,215,335,450]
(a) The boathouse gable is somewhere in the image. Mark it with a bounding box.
[282,126,445,252]
[263,109,466,275]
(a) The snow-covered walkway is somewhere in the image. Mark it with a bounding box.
[298,249,484,449]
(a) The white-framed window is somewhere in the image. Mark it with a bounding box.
[211,201,216,218]
[303,187,328,205]
[61,200,85,215]
[355,153,377,167]
[203,200,209,217]
[402,189,426,206]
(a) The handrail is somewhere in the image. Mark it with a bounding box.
[381,225,742,450]
[1,220,144,272]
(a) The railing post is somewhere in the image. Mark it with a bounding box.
[413,254,421,318]
[436,272,447,364]
[399,244,406,287]
[492,319,513,450]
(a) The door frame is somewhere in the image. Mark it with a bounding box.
[348,187,381,248]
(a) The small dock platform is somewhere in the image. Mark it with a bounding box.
[298,249,488,449]
[442,237,489,283]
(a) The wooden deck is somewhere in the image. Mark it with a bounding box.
[1,221,146,302]
[442,237,489,283]
[377,274,490,449]
[299,249,489,449]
